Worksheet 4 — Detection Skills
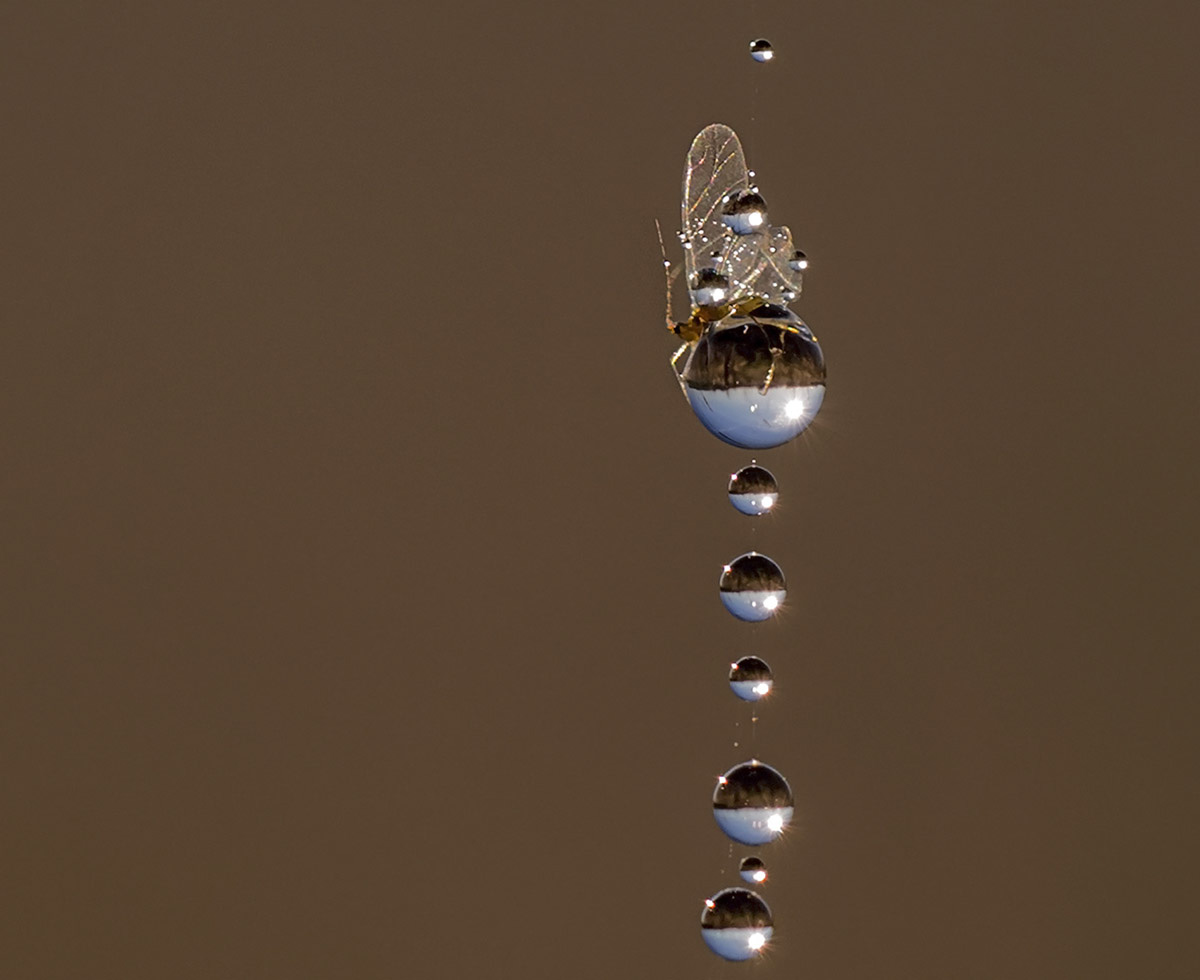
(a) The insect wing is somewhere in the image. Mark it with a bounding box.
[680,126,803,307]
[714,225,804,306]
[681,124,749,289]
[757,225,805,303]
[720,229,770,299]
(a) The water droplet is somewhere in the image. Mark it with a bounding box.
[721,189,768,236]
[739,856,769,884]
[729,656,774,701]
[689,267,731,308]
[788,249,808,272]
[749,39,774,63]
[713,760,794,845]
[679,306,825,449]
[718,553,786,622]
[701,887,773,961]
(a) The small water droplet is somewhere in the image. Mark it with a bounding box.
[749,39,774,63]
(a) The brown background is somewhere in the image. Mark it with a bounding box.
[5,1,1200,977]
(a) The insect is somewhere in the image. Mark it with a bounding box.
[660,124,807,377]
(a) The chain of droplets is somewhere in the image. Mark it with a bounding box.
[686,36,827,965]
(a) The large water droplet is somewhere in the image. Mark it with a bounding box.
[681,305,825,449]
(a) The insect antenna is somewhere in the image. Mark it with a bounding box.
[655,218,683,331]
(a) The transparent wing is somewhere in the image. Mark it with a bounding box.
[681,124,748,288]
[709,224,805,306]
[680,125,804,307]
[756,225,805,303]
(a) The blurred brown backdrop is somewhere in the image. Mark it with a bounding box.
[4,1,1199,977]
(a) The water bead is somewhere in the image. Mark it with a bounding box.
[689,267,730,308]
[713,760,795,845]
[728,464,779,516]
[729,656,773,701]
[701,887,773,960]
[749,39,774,63]
[719,552,786,622]
[720,189,768,236]
[680,304,825,449]
[739,855,769,884]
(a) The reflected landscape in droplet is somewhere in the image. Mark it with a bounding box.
[729,655,773,701]
[749,38,774,63]
[739,855,768,884]
[728,463,779,516]
[689,266,730,308]
[720,189,768,235]
[719,552,786,622]
[713,760,794,845]
[701,887,773,961]
[682,307,825,450]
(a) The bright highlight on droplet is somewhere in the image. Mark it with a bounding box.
[748,932,767,950]
[784,399,806,420]
[763,595,779,611]
[753,870,767,883]
[766,813,784,832]
[761,496,774,509]
[752,682,770,696]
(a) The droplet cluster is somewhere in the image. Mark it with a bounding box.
[663,110,828,961]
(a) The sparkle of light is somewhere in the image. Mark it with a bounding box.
[763,595,779,611]
[753,870,767,883]
[767,813,784,832]
[761,496,774,509]
[748,212,765,227]
[784,399,805,420]
[753,682,770,695]
[748,932,767,950]
[705,899,716,909]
